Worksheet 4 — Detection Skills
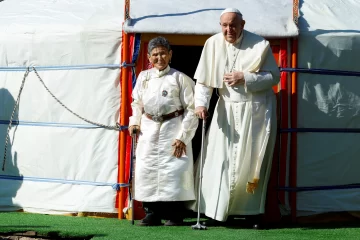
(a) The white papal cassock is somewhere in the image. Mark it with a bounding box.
[190,30,280,221]
[129,66,198,202]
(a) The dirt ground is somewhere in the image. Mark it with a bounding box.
[0,231,89,240]
[0,236,48,240]
[0,231,50,239]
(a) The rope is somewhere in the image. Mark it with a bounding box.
[278,183,360,192]
[280,67,360,77]
[124,0,130,20]
[2,66,124,171]
[0,120,128,130]
[32,67,122,131]
[293,0,299,25]
[131,33,142,88]
[2,68,30,171]
[0,174,129,190]
[0,63,135,72]
[280,128,360,133]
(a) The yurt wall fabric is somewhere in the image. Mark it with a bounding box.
[296,0,360,216]
[0,0,124,213]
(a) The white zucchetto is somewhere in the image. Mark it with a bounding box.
[220,8,242,18]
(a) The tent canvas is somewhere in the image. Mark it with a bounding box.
[296,0,360,218]
[4,0,358,223]
[0,0,124,214]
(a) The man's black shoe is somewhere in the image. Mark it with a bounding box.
[137,214,162,226]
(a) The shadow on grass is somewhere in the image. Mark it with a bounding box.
[184,212,360,230]
[224,220,360,230]
[272,221,360,230]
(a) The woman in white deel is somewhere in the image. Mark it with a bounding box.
[128,37,198,226]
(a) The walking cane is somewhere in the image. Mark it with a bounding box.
[129,129,137,225]
[192,119,207,230]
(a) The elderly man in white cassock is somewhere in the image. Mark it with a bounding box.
[191,8,280,229]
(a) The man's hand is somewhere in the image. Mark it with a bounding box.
[172,139,186,158]
[195,106,209,119]
[246,178,259,194]
[223,71,245,86]
[128,125,140,136]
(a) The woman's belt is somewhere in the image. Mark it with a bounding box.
[145,109,184,122]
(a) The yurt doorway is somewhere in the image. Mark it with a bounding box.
[171,45,218,161]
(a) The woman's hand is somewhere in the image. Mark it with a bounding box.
[172,139,186,158]
[128,125,140,136]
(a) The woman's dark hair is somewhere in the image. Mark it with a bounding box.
[147,36,171,54]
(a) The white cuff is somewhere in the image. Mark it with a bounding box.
[195,83,212,109]
[129,115,141,127]
[244,71,273,93]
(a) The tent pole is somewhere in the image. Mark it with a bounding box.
[279,39,289,207]
[118,0,131,220]
[290,38,298,222]
[289,0,299,223]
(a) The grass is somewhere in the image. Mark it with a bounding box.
[1,212,360,240]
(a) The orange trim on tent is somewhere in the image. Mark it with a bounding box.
[124,33,135,213]
[118,0,131,220]
[141,34,210,46]
[118,30,129,219]
[141,33,280,47]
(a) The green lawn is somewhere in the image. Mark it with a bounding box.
[0,212,360,240]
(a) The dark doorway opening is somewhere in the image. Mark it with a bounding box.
[170,45,202,79]
[171,45,219,161]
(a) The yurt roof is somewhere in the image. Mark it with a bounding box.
[123,0,299,38]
